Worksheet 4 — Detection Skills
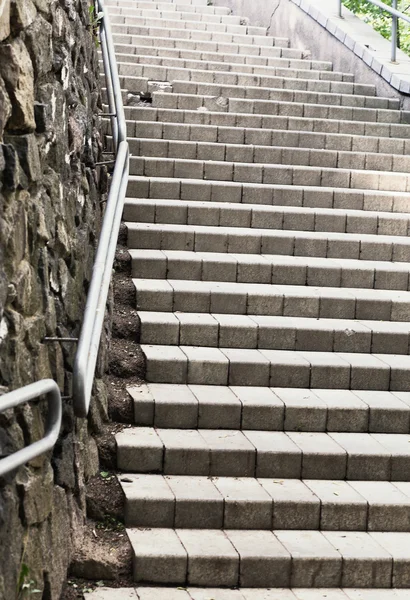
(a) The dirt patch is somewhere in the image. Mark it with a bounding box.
[86,470,125,522]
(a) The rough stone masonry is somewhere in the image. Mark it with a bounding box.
[0,0,108,597]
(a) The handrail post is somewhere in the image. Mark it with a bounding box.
[338,0,343,18]
[392,0,398,62]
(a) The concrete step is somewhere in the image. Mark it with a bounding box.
[140,345,410,390]
[116,426,410,478]
[108,7,246,26]
[120,473,410,530]
[124,198,410,236]
[127,176,410,214]
[132,277,410,321]
[126,222,410,262]
[114,61,371,98]
[107,1,232,15]
[112,52,368,92]
[111,29,298,58]
[106,0,211,7]
[123,137,410,173]
[129,383,410,433]
[138,311,410,355]
[111,43,344,77]
[84,587,410,599]
[127,122,410,156]
[126,528,410,587]
[151,92,410,125]
[128,157,410,194]
[110,15,269,37]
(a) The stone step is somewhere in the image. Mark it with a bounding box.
[114,61,371,98]
[107,1,232,15]
[138,311,410,355]
[84,587,410,599]
[127,176,410,214]
[117,426,410,478]
[123,137,410,172]
[127,157,410,194]
[129,383,410,434]
[111,30,298,58]
[126,222,410,262]
[151,92,410,126]
[127,122,409,156]
[140,345,410,390]
[118,106,410,140]
[108,7,246,26]
[110,14,268,37]
[124,198,410,236]
[132,277,410,321]
[106,0,210,7]
[112,52,367,91]
[125,528,410,587]
[111,43,342,77]
[120,473,410,530]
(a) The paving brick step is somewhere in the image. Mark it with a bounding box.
[138,312,410,355]
[126,222,410,263]
[152,93,409,126]
[127,176,410,214]
[124,137,410,173]
[127,118,410,155]
[142,344,410,390]
[120,473,410,530]
[129,383,410,434]
[117,426,410,480]
[111,43,341,77]
[111,48,358,86]
[125,527,410,587]
[110,15,268,37]
[112,31,299,59]
[124,198,410,236]
[128,157,410,194]
[119,106,410,140]
[84,587,410,600]
[109,9,249,28]
[107,1,232,16]
[132,278,410,321]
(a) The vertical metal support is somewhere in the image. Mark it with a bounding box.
[392,0,398,62]
[338,0,343,18]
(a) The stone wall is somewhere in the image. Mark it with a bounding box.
[0,0,108,597]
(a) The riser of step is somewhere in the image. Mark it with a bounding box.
[114,62,371,97]
[141,345,410,391]
[124,137,410,173]
[108,10,248,27]
[122,119,410,155]
[121,473,410,531]
[127,527,410,588]
[127,222,410,263]
[127,177,410,214]
[138,312,410,355]
[107,2,232,15]
[124,199,410,236]
[112,32,299,58]
[117,426,410,480]
[118,107,410,139]
[106,0,210,7]
[111,43,342,77]
[129,384,410,434]
[84,587,410,600]
[151,93,409,125]
[128,157,410,194]
[113,55,369,93]
[110,15,268,36]
[133,278,410,322]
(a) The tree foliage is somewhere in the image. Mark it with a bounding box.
[343,0,410,55]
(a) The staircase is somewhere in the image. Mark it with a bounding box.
[93,0,410,597]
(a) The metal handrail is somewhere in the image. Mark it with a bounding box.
[0,380,62,477]
[338,0,410,62]
[0,0,128,476]
[72,0,129,417]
